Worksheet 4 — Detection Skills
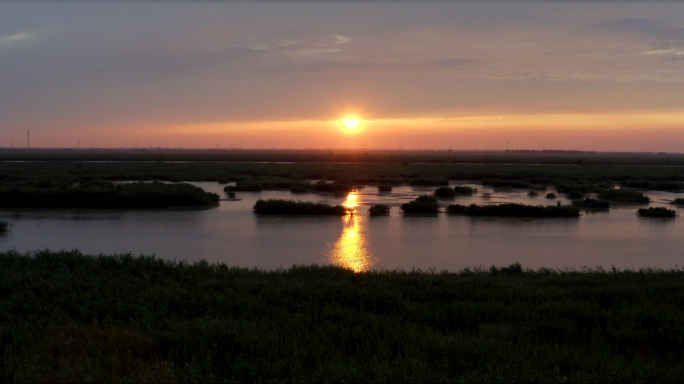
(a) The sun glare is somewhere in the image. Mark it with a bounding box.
[342,118,361,129]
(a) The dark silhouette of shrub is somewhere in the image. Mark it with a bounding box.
[434,186,456,197]
[0,220,11,232]
[368,204,391,216]
[598,189,650,202]
[528,190,539,196]
[446,204,467,214]
[290,184,309,193]
[226,192,236,198]
[0,181,219,208]
[253,199,350,215]
[572,198,610,208]
[452,186,474,194]
[638,207,676,217]
[482,179,532,189]
[672,198,684,205]
[566,191,584,199]
[409,178,449,186]
[621,180,684,190]
[401,195,440,213]
[545,192,557,199]
[377,184,392,192]
[457,203,579,217]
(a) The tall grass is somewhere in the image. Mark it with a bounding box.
[2,250,684,382]
[253,199,350,215]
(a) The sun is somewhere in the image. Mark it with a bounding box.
[342,118,361,130]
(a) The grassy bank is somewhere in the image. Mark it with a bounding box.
[0,180,219,208]
[1,250,684,382]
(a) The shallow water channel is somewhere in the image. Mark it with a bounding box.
[1,182,683,271]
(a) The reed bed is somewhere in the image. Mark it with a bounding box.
[448,203,580,217]
[2,250,684,382]
[598,189,650,203]
[253,199,350,215]
[637,207,676,217]
[0,180,219,208]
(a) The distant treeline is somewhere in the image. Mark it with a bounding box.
[3,162,684,193]
[0,180,218,208]
[447,203,580,217]
[4,148,684,166]
[621,180,684,190]
[4,249,684,382]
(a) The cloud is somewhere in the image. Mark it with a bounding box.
[0,31,32,44]
[333,35,352,44]
[293,48,343,57]
[604,18,684,40]
[641,49,684,55]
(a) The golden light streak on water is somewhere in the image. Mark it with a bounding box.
[327,214,374,272]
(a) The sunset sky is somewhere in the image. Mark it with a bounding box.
[1,2,683,151]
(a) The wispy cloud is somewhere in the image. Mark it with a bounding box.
[333,35,352,44]
[0,31,32,44]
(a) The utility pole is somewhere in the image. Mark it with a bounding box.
[543,141,545,151]
[27,131,30,149]
[507,139,509,150]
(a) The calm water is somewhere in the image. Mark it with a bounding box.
[1,182,683,271]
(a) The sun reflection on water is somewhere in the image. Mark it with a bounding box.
[327,192,374,272]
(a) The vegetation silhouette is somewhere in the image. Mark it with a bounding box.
[621,180,684,191]
[672,198,684,205]
[528,190,539,196]
[0,220,11,232]
[0,180,219,208]
[545,192,557,199]
[253,199,350,215]
[598,189,650,202]
[566,191,584,199]
[448,203,580,217]
[452,186,475,194]
[400,195,440,214]
[377,184,393,192]
[637,207,676,217]
[572,198,610,208]
[434,186,457,197]
[5,249,684,382]
[368,204,391,216]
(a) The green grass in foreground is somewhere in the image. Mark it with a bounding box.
[1,250,684,382]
